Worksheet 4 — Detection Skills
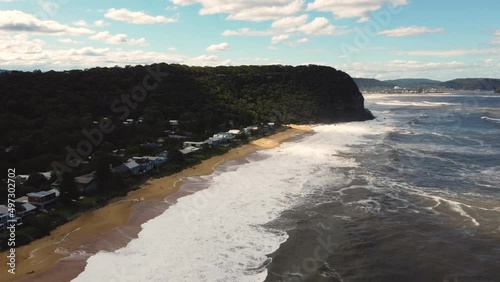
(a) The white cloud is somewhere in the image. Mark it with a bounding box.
[307,0,408,20]
[224,16,343,38]
[222,28,274,36]
[0,10,94,35]
[90,31,147,46]
[271,34,289,43]
[94,20,106,27]
[491,30,500,44]
[206,42,229,52]
[73,20,88,27]
[298,17,336,35]
[379,26,444,37]
[401,48,500,57]
[104,8,178,24]
[297,37,309,44]
[271,15,308,32]
[167,47,176,51]
[0,42,233,69]
[0,34,45,54]
[357,16,369,23]
[59,38,78,44]
[170,0,305,21]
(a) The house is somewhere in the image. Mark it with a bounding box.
[243,126,259,135]
[134,156,167,168]
[134,158,155,174]
[75,172,98,194]
[157,151,168,159]
[124,159,140,176]
[213,132,235,140]
[27,189,59,210]
[169,120,179,129]
[168,134,188,140]
[111,163,131,178]
[0,205,22,230]
[180,146,200,155]
[0,206,9,230]
[14,197,37,218]
[228,129,241,135]
[183,141,207,149]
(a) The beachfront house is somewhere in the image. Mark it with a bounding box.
[180,146,200,155]
[183,141,207,149]
[111,163,131,178]
[228,129,241,135]
[27,189,59,210]
[14,196,37,218]
[213,132,235,140]
[0,205,22,230]
[75,172,99,194]
[169,120,179,130]
[0,206,9,231]
[124,159,140,176]
[134,158,155,174]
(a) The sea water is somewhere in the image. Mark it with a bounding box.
[73,93,500,282]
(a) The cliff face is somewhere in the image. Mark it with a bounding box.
[197,64,374,124]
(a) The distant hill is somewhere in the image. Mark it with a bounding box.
[354,77,500,92]
[353,78,395,90]
[439,78,500,91]
[385,79,442,88]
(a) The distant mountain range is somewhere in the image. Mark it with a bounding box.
[354,78,500,92]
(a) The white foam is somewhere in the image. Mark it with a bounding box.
[375,100,460,107]
[481,116,500,124]
[72,121,383,282]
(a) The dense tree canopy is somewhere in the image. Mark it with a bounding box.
[0,64,372,174]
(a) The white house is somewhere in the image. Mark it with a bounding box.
[183,141,207,149]
[14,197,37,218]
[27,189,59,210]
[124,159,140,176]
[180,146,200,155]
[75,172,99,194]
[228,129,241,135]
[213,132,235,140]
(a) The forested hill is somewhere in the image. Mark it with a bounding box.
[0,64,373,173]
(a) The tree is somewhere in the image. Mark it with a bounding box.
[60,173,79,203]
[25,172,49,188]
[168,149,184,164]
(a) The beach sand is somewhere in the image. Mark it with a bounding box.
[0,125,312,282]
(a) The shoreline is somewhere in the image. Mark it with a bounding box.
[0,125,313,282]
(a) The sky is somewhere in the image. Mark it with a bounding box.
[0,0,499,80]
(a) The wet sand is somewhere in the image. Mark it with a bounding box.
[0,125,312,282]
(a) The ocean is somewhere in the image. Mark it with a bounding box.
[72,93,500,282]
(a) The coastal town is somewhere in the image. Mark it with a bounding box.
[0,120,279,250]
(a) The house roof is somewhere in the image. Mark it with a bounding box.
[15,196,29,203]
[28,190,57,198]
[124,160,140,169]
[180,146,200,155]
[20,203,37,212]
[75,172,97,185]
[0,205,8,215]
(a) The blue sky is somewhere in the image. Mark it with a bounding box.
[0,0,499,80]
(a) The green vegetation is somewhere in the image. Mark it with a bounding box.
[354,77,500,92]
[0,64,372,175]
[0,125,285,251]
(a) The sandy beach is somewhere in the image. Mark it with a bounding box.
[0,125,312,282]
